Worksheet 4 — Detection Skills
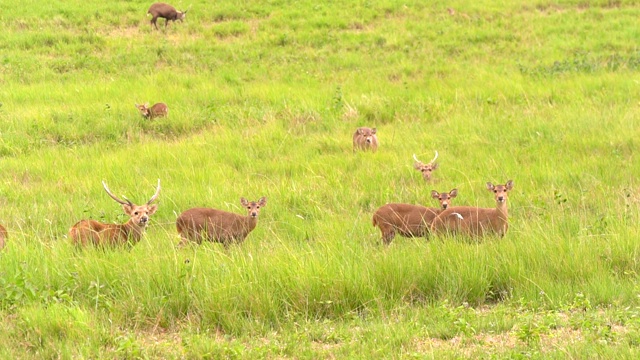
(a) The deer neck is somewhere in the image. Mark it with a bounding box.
[496,201,509,222]
[245,216,258,231]
[123,220,147,240]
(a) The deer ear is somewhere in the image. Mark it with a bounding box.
[240,198,249,206]
[449,188,458,198]
[147,204,158,215]
[432,162,439,170]
[357,128,364,135]
[413,162,422,170]
[430,190,439,199]
[486,182,495,191]
[259,197,267,206]
[371,128,377,134]
[505,180,514,190]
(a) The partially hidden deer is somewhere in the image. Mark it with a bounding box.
[353,127,378,152]
[147,2,187,30]
[69,180,161,247]
[413,151,439,182]
[372,189,457,245]
[430,180,514,238]
[136,103,168,120]
[0,224,7,251]
[176,197,267,247]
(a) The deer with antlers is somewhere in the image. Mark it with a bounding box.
[372,189,457,245]
[69,180,161,247]
[430,180,514,238]
[413,151,439,182]
[176,197,267,248]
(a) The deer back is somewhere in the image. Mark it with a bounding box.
[373,203,439,237]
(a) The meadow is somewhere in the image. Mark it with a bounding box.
[1,0,640,358]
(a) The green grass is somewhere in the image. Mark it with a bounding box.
[1,0,640,357]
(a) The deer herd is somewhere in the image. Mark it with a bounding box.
[0,126,513,252]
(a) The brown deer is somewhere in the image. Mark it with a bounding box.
[430,180,514,238]
[0,224,7,251]
[353,127,378,152]
[69,180,161,247]
[135,103,168,119]
[372,189,458,245]
[176,197,267,247]
[147,2,187,30]
[413,151,439,182]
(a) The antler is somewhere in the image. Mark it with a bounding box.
[147,179,161,205]
[430,150,439,164]
[102,181,133,206]
[412,154,422,164]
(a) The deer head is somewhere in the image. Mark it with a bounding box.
[413,151,439,181]
[102,179,161,226]
[430,188,457,210]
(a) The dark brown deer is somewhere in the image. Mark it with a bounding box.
[69,180,161,247]
[431,180,514,238]
[353,127,378,152]
[147,3,187,30]
[135,103,168,119]
[0,224,7,251]
[413,151,439,182]
[372,189,457,245]
[176,197,267,247]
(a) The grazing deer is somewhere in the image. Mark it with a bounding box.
[353,127,378,152]
[135,103,168,119]
[0,224,7,251]
[372,189,458,245]
[413,151,439,182]
[69,180,161,247]
[430,180,514,238]
[147,2,187,30]
[176,197,267,247]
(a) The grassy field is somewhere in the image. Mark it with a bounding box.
[1,0,640,358]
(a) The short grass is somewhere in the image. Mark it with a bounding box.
[1,0,640,358]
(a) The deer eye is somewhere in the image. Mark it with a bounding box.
[134,211,139,215]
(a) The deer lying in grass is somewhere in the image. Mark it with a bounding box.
[136,103,168,120]
[176,197,267,247]
[413,151,439,182]
[69,180,161,247]
[353,127,378,152]
[147,2,187,30]
[372,189,457,245]
[0,224,7,251]
[430,180,514,238]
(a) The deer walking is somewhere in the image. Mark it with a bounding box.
[69,180,161,247]
[136,103,168,120]
[0,224,7,251]
[176,197,267,247]
[413,151,439,182]
[372,189,457,245]
[353,127,378,152]
[147,2,187,30]
[430,180,514,238]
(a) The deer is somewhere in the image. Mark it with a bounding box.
[353,127,378,152]
[69,180,161,247]
[135,103,168,120]
[372,189,458,245]
[147,2,187,30]
[430,180,514,238]
[413,151,439,182]
[0,224,7,251]
[176,197,267,247]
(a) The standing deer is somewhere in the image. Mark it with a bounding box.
[372,189,458,245]
[176,197,267,247]
[0,224,7,251]
[413,151,439,182]
[430,180,514,238]
[136,103,168,120]
[147,2,187,30]
[69,180,161,247]
[353,127,378,152]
